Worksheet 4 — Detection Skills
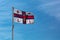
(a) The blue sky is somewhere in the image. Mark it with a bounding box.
[0,0,60,40]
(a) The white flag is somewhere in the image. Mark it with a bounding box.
[14,8,34,24]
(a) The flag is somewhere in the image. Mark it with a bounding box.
[13,8,34,24]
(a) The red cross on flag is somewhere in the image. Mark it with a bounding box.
[14,8,34,24]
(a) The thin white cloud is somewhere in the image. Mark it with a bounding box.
[40,1,60,7]
[0,26,11,40]
[0,29,23,40]
[0,27,11,31]
[0,32,11,40]
[37,1,60,20]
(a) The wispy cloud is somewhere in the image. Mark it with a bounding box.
[37,1,60,20]
[0,27,11,31]
[0,26,11,40]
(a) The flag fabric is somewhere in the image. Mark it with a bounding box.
[14,8,34,24]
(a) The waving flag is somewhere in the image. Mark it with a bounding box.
[13,8,34,24]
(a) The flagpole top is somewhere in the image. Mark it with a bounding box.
[12,7,14,9]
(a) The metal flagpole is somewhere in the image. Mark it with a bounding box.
[12,7,14,40]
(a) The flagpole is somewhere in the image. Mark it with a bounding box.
[12,7,14,40]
